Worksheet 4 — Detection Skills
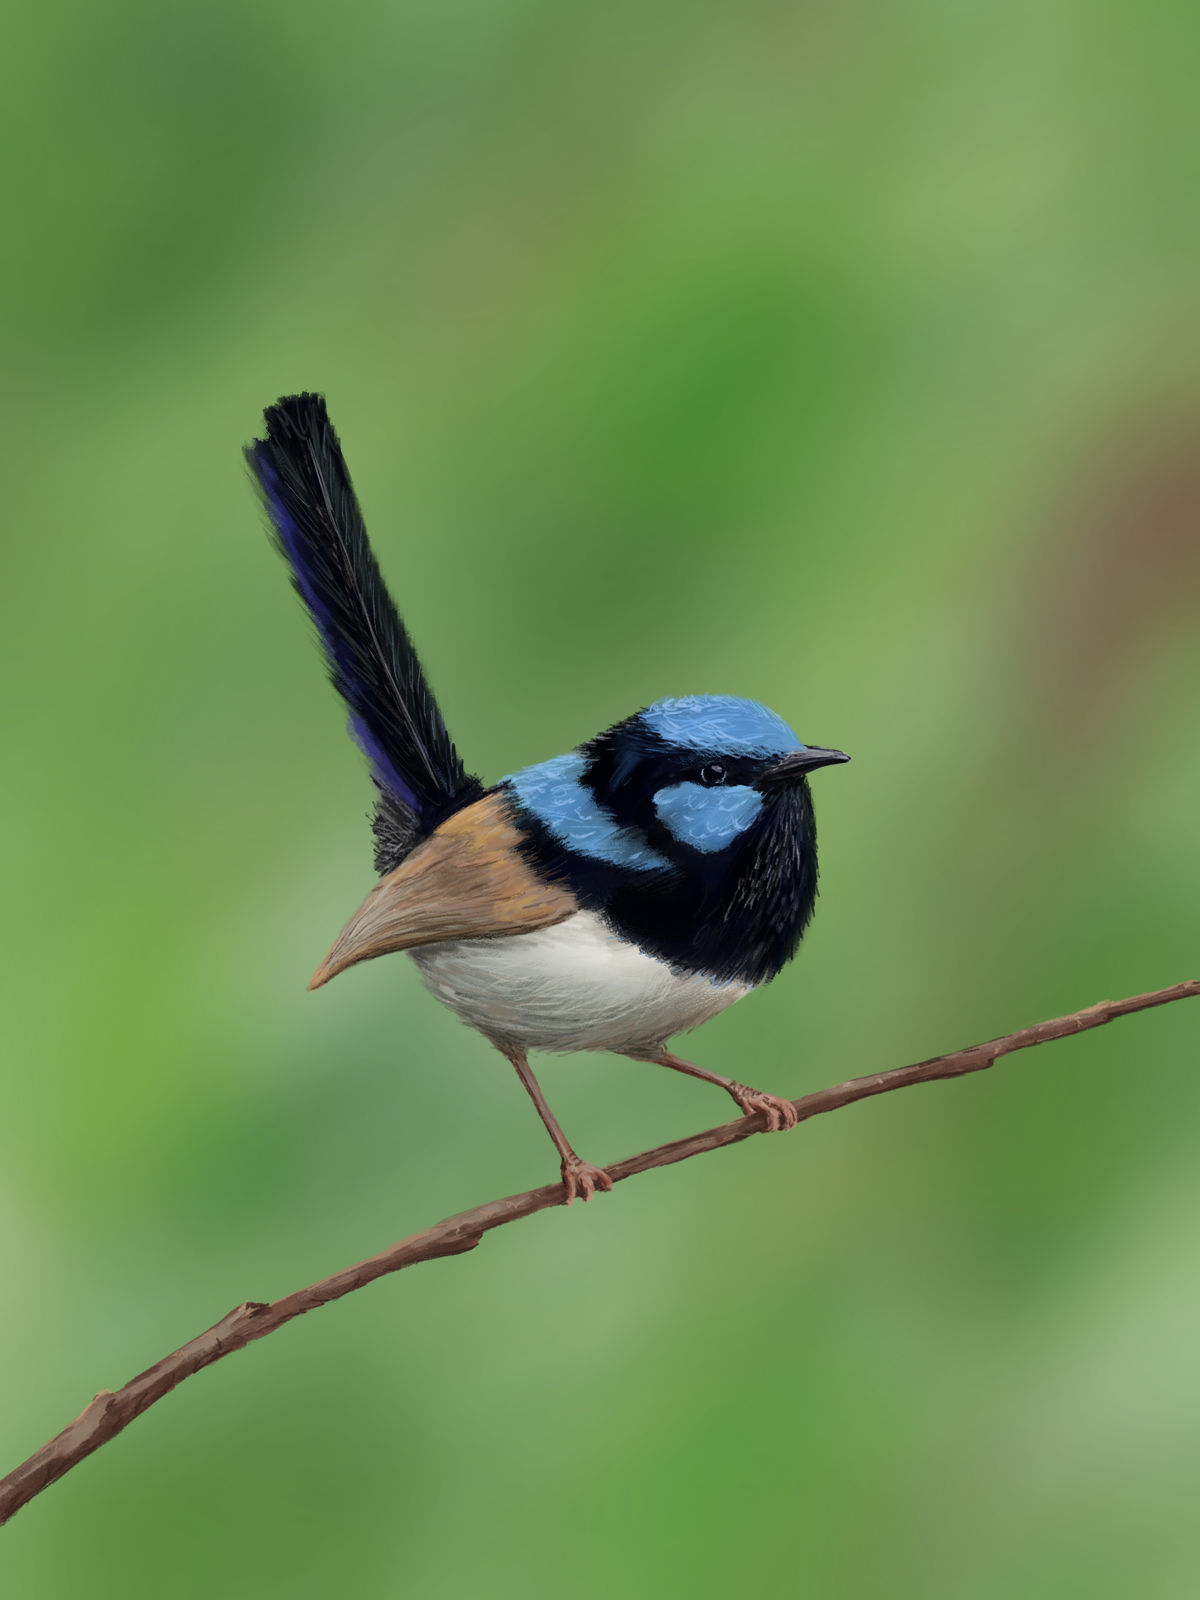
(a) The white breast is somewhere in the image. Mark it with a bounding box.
[408,910,752,1055]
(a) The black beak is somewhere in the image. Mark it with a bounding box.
[758,746,850,788]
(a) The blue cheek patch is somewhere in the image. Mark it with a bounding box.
[653,782,763,853]
[505,753,673,872]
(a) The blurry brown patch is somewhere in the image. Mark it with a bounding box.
[1020,417,1200,764]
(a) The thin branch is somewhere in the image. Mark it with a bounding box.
[3,979,1197,1526]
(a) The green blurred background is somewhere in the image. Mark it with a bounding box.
[3,1,1199,1594]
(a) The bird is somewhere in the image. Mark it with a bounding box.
[246,393,849,1202]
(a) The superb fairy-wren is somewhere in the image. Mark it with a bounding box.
[248,395,848,1201]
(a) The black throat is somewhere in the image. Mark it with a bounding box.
[513,779,820,987]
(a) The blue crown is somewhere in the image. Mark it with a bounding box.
[638,695,801,757]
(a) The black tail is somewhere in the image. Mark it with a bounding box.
[246,394,481,871]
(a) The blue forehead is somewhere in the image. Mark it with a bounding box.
[639,696,800,758]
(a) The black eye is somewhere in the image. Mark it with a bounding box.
[699,762,727,787]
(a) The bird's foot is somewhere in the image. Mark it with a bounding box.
[730,1084,798,1132]
[560,1153,613,1205]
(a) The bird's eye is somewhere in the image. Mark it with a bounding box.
[699,762,727,787]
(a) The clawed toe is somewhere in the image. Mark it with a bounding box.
[732,1086,798,1132]
[561,1154,613,1204]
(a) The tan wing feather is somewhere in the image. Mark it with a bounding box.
[309,791,575,990]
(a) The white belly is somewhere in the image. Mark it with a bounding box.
[408,910,752,1055]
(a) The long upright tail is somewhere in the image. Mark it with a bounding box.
[246,393,482,872]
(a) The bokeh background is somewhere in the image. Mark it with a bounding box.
[3,2,1199,1594]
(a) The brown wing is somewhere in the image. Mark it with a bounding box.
[308,791,576,989]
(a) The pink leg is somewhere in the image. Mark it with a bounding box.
[501,1047,613,1204]
[628,1048,799,1132]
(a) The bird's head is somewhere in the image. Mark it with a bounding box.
[503,695,848,983]
[582,695,848,862]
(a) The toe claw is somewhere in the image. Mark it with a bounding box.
[561,1155,611,1205]
[732,1085,797,1132]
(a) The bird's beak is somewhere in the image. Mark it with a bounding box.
[758,746,850,787]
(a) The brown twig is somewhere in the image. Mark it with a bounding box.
[2,979,1197,1526]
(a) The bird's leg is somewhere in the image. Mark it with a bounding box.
[629,1049,799,1132]
[502,1048,613,1204]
